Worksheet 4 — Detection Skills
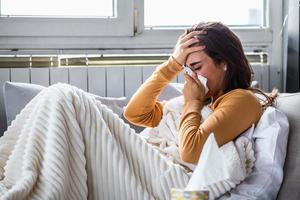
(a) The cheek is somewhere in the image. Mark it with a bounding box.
[206,77,215,90]
[195,68,209,78]
[205,73,220,90]
[211,70,226,89]
[195,71,211,87]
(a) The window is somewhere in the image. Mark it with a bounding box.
[0,0,283,91]
[0,0,276,47]
[0,0,134,36]
[145,0,265,28]
[1,0,114,17]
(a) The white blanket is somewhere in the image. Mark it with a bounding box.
[0,83,190,200]
[0,84,256,200]
[141,96,256,199]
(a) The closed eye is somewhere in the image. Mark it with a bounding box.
[193,64,202,71]
[189,61,202,71]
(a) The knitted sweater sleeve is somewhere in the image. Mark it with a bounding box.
[124,57,183,127]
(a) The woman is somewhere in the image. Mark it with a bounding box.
[124,22,272,164]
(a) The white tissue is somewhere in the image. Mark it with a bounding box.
[197,74,209,95]
[184,67,209,94]
[184,66,194,77]
[185,133,252,200]
[185,134,230,191]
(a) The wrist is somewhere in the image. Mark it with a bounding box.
[168,56,184,72]
[183,99,204,113]
[171,56,184,66]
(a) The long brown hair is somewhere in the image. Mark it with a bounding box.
[186,22,275,107]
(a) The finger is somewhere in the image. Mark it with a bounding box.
[191,72,202,85]
[184,73,191,81]
[186,45,206,54]
[180,31,201,43]
[181,30,207,43]
[185,71,203,88]
[181,37,199,48]
[184,73,195,83]
[191,71,197,79]
[178,32,186,39]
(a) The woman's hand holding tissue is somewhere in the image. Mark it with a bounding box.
[183,72,205,105]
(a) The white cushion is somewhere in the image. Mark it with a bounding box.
[3,81,127,123]
[220,107,289,199]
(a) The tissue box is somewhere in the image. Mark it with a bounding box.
[171,188,209,200]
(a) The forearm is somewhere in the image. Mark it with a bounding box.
[178,100,205,164]
[124,56,183,127]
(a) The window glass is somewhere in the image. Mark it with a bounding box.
[145,0,264,28]
[1,0,113,17]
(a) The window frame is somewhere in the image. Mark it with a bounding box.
[0,0,277,49]
[0,0,283,91]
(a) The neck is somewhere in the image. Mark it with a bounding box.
[211,90,224,103]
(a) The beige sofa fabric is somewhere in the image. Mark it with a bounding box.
[276,93,300,200]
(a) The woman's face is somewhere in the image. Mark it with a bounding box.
[185,51,226,98]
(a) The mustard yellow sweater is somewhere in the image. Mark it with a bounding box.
[124,57,262,164]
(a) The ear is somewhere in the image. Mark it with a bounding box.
[220,62,227,71]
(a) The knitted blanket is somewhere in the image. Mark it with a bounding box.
[0,83,189,200]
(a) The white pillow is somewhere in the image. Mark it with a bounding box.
[153,84,289,199]
[3,81,127,123]
[219,106,289,200]
[157,83,183,101]
[93,95,127,117]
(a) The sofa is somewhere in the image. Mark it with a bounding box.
[0,81,300,199]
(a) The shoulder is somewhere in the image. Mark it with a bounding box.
[211,89,262,125]
[212,89,261,110]
[224,89,258,100]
